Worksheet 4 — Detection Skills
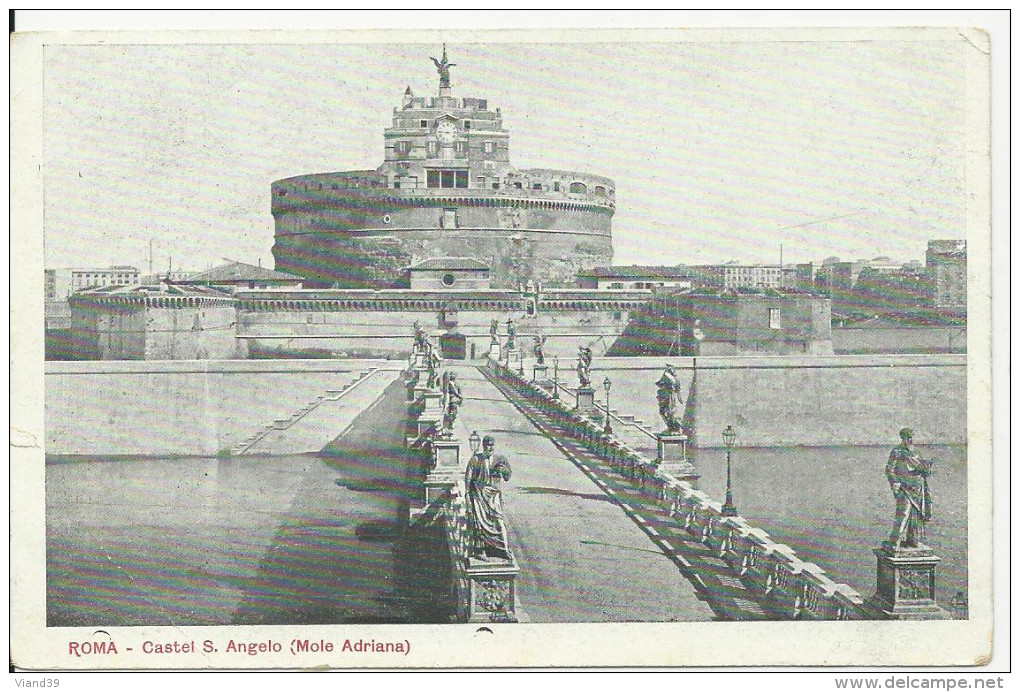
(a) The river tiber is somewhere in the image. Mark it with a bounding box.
[38,40,974,650]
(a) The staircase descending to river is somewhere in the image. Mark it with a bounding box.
[228,368,379,456]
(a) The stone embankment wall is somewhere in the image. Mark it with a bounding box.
[686,354,966,447]
[44,360,401,457]
[832,326,968,354]
[519,354,967,448]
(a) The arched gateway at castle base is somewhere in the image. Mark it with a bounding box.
[271,49,615,289]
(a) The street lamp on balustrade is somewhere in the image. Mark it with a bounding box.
[469,430,481,456]
[552,357,560,399]
[721,425,738,517]
[603,377,613,435]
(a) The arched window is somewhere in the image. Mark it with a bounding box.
[569,182,587,194]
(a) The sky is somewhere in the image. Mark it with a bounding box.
[39,33,976,273]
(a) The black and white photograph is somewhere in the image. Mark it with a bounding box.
[10,15,1001,673]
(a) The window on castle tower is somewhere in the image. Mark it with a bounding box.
[427,169,469,189]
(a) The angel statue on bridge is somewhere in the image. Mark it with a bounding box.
[656,364,684,433]
[505,318,517,350]
[490,319,500,347]
[533,335,547,365]
[466,434,513,561]
[576,346,593,388]
[413,320,427,354]
[425,340,443,390]
[439,371,463,438]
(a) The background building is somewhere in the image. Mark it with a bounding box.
[576,266,692,291]
[689,264,784,291]
[407,257,491,291]
[610,291,833,356]
[176,261,303,293]
[271,48,615,290]
[926,239,967,312]
[45,266,141,298]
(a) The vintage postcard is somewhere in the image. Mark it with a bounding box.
[11,24,996,670]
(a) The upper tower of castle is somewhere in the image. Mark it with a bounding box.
[380,46,513,190]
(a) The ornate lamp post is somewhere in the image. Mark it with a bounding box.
[469,430,481,456]
[552,357,560,400]
[721,425,738,517]
[603,377,613,435]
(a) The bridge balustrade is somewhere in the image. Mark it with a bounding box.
[484,360,875,621]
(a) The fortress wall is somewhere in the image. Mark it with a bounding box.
[586,355,966,448]
[272,226,612,288]
[237,307,631,359]
[274,203,613,236]
[44,360,399,457]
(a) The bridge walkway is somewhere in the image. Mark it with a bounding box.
[468,364,778,621]
[453,365,721,622]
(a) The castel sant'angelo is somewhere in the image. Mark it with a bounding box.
[271,46,615,289]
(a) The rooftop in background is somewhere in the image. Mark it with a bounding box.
[577,265,693,280]
[180,261,302,285]
[74,283,232,299]
[406,257,489,272]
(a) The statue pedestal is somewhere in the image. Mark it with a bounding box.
[420,390,443,418]
[465,556,520,623]
[656,433,696,479]
[414,415,441,439]
[411,351,427,369]
[575,387,595,415]
[411,383,431,404]
[869,543,950,620]
[532,365,548,382]
[430,437,461,472]
[504,348,520,369]
[424,439,461,504]
[405,370,421,401]
[489,343,501,360]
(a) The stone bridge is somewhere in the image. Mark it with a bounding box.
[45,355,959,629]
